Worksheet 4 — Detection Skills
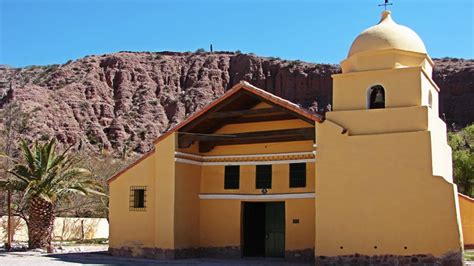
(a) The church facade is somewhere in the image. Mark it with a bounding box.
[108,11,470,265]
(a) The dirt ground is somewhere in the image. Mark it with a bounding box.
[0,245,309,266]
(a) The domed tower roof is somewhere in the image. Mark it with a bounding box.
[341,11,432,74]
[348,11,427,57]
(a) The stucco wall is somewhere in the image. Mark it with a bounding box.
[326,106,429,136]
[174,162,201,249]
[459,194,474,247]
[154,133,176,249]
[200,199,241,248]
[200,163,315,195]
[428,110,453,182]
[195,118,314,157]
[214,119,312,134]
[421,72,440,114]
[108,152,157,251]
[199,198,315,252]
[315,120,462,257]
[199,140,314,156]
[176,117,314,157]
[108,133,178,252]
[333,67,422,111]
[1,216,108,242]
[286,198,314,251]
[340,49,430,74]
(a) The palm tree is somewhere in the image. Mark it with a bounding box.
[0,139,103,249]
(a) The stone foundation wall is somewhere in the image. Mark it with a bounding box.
[110,246,317,262]
[200,246,241,259]
[111,246,465,265]
[314,252,463,266]
[109,246,241,260]
[109,247,175,260]
[285,248,314,262]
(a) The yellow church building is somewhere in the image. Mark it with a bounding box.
[108,11,471,265]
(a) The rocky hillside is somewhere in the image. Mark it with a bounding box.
[0,52,472,155]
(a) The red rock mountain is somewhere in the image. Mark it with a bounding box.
[0,52,472,155]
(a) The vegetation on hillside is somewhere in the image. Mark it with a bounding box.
[56,150,131,220]
[448,124,474,197]
[0,102,31,218]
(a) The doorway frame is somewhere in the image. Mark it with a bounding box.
[241,201,286,258]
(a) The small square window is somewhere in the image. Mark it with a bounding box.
[130,186,146,211]
[290,163,306,188]
[256,165,272,189]
[224,165,240,189]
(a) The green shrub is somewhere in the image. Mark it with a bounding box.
[195,48,206,54]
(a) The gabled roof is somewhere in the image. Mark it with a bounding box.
[108,81,321,183]
[154,81,321,144]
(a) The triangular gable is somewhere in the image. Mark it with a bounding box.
[108,81,321,183]
[154,81,320,144]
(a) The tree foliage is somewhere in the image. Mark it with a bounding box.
[56,150,132,220]
[2,140,103,204]
[448,124,474,197]
[0,139,104,248]
[0,102,31,216]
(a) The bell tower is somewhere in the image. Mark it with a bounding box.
[315,11,463,265]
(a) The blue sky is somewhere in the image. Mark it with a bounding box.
[0,0,472,67]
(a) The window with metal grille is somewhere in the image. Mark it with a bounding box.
[130,186,146,211]
[224,165,240,189]
[256,165,272,189]
[290,163,306,188]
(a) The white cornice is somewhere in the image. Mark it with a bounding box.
[175,158,315,166]
[175,151,315,160]
[199,192,315,200]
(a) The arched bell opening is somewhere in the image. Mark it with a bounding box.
[368,85,385,109]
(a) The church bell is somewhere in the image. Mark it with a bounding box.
[374,90,384,104]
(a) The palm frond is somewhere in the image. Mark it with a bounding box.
[7,138,104,204]
[19,140,36,173]
[61,168,92,180]
[45,139,56,170]
[0,179,28,192]
[8,169,33,185]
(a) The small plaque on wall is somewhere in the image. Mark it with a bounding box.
[293,219,299,224]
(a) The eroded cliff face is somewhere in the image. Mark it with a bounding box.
[0,52,472,155]
[434,58,474,127]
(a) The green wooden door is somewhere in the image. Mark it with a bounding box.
[265,202,285,257]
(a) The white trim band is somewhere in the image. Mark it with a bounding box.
[175,158,315,166]
[175,158,203,166]
[199,193,315,200]
[175,152,203,160]
[175,151,315,160]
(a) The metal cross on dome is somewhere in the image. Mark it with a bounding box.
[378,0,393,10]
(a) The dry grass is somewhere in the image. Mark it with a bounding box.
[465,250,474,261]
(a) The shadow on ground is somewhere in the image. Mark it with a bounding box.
[46,252,311,265]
